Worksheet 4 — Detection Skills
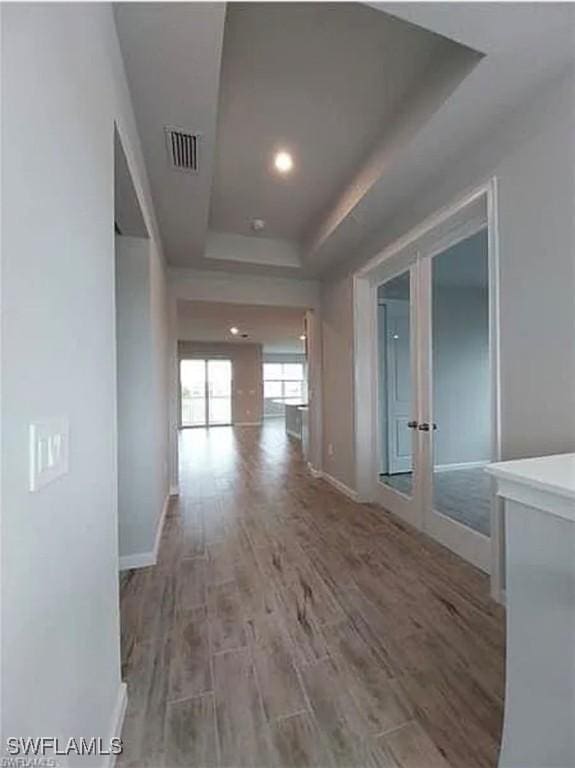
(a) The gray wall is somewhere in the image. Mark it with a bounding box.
[433,284,490,467]
[321,66,575,490]
[116,236,169,562]
[1,4,167,754]
[321,276,356,488]
[432,228,490,467]
[178,341,263,425]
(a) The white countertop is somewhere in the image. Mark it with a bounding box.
[486,453,575,500]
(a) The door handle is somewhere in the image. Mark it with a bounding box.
[407,421,418,429]
[418,422,437,431]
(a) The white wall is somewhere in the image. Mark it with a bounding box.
[116,237,169,564]
[168,295,179,494]
[2,4,167,759]
[321,65,575,490]
[205,231,302,269]
[169,268,320,309]
[149,237,170,522]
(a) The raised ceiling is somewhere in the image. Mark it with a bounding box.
[115,2,479,275]
[115,3,575,278]
[210,3,466,244]
[177,301,306,353]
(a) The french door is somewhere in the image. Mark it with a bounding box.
[180,358,232,427]
[376,231,491,571]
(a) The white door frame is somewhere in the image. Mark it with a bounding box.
[353,177,503,601]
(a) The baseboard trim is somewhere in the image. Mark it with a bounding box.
[169,484,179,496]
[119,493,170,571]
[434,461,489,473]
[234,421,262,427]
[322,472,361,502]
[119,551,155,570]
[103,682,127,768]
[307,464,360,502]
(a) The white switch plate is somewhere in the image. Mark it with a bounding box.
[29,417,69,492]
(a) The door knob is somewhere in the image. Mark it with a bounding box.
[418,422,437,431]
[407,421,418,429]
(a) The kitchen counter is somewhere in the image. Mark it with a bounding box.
[283,401,308,442]
[486,453,575,767]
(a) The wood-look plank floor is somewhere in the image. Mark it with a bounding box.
[119,422,505,768]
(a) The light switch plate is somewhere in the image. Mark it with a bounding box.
[29,417,69,492]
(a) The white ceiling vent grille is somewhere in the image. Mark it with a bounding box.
[165,127,200,173]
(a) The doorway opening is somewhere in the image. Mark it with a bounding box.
[354,180,502,594]
[180,358,232,427]
[378,272,413,495]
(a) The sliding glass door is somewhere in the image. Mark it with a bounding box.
[180,358,232,427]
[376,228,491,570]
[180,360,207,427]
[207,359,232,425]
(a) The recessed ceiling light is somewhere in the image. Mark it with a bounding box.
[300,334,306,341]
[274,150,293,174]
[230,327,239,335]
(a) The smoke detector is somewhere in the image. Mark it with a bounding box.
[250,218,265,233]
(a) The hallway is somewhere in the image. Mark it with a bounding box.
[119,422,505,768]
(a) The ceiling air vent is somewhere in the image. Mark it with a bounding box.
[165,127,200,173]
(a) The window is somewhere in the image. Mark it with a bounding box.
[263,362,305,405]
[263,380,283,399]
[180,358,232,427]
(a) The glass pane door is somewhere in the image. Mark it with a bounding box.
[423,229,491,571]
[180,359,207,426]
[372,226,492,572]
[207,359,232,425]
[376,266,423,529]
